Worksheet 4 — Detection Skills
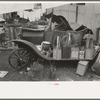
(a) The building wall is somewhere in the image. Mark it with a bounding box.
[47,3,100,40]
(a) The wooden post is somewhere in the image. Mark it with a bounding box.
[76,5,78,23]
[8,26,12,47]
[50,8,54,30]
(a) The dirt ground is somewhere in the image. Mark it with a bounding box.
[0,49,100,81]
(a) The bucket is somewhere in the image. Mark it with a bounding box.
[41,41,51,51]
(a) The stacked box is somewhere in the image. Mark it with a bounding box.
[76,61,89,76]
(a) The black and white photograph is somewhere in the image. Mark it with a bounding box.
[0,2,100,81]
[0,1,100,99]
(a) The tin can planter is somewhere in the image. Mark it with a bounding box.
[85,48,94,59]
[62,46,71,59]
[53,36,62,60]
[71,47,79,59]
[79,50,85,59]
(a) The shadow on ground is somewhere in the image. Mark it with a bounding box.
[0,49,99,81]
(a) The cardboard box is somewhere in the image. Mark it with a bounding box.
[76,61,89,76]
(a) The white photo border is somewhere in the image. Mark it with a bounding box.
[0,1,100,99]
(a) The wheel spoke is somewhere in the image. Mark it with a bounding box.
[17,49,21,57]
[21,50,27,57]
[16,49,24,58]
[22,58,29,61]
[13,52,19,58]
[21,51,29,58]
[10,59,18,63]
[18,49,24,56]
[22,53,30,58]
[10,56,18,59]
[22,59,27,62]
[13,62,18,68]
[10,59,17,64]
[11,60,19,68]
